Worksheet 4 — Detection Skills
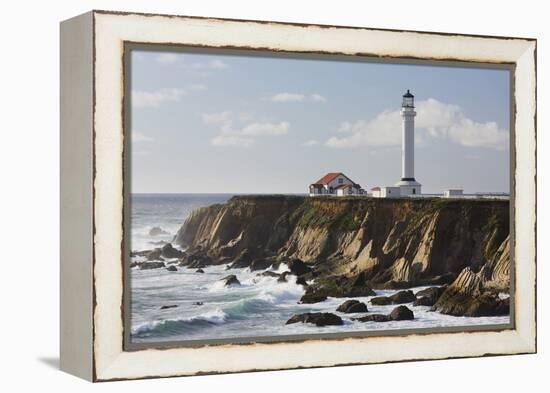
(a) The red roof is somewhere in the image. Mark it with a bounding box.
[314,172,344,185]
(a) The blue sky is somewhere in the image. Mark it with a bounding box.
[130,49,510,194]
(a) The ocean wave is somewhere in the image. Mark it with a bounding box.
[131,308,227,337]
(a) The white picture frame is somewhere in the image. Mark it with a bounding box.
[60,10,536,382]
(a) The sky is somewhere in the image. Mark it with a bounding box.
[130,49,510,194]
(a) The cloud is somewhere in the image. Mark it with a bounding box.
[326,98,508,150]
[303,139,320,147]
[270,93,327,103]
[132,131,153,142]
[310,94,327,102]
[202,111,233,125]
[211,135,255,148]
[271,93,305,102]
[202,111,290,148]
[191,59,229,70]
[240,122,289,136]
[132,85,206,108]
[156,53,180,64]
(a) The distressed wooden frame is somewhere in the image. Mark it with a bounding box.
[60,10,537,382]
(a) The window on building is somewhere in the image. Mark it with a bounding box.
[412,188,416,194]
[338,178,343,184]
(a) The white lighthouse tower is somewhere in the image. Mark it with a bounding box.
[395,90,421,196]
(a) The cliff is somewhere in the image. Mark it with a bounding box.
[174,195,510,315]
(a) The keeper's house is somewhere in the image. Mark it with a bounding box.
[309,172,365,197]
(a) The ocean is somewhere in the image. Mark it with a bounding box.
[129,193,509,344]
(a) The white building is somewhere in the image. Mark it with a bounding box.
[371,186,401,198]
[374,90,422,198]
[309,172,365,196]
[444,189,463,198]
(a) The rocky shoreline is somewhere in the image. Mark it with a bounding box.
[131,195,511,325]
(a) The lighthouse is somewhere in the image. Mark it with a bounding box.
[395,90,422,196]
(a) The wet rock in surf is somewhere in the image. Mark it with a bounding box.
[432,268,510,317]
[249,258,273,271]
[193,301,204,306]
[295,276,308,287]
[131,250,152,257]
[146,248,164,261]
[370,290,416,306]
[229,249,253,269]
[353,314,391,322]
[389,290,416,304]
[258,271,281,278]
[277,271,290,283]
[196,268,205,273]
[352,306,414,322]
[299,274,376,304]
[286,258,312,276]
[220,274,241,287]
[139,261,165,270]
[161,243,184,259]
[299,292,328,304]
[149,226,169,236]
[336,300,368,313]
[160,305,178,310]
[179,252,211,268]
[413,296,433,306]
[413,286,447,306]
[286,312,343,327]
[166,265,178,272]
[370,296,392,306]
[390,305,415,320]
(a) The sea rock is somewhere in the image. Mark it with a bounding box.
[413,296,434,306]
[336,300,368,313]
[160,305,178,310]
[295,276,308,286]
[193,301,204,306]
[146,248,163,261]
[390,305,414,320]
[259,271,281,278]
[161,243,184,259]
[131,250,152,257]
[299,274,376,304]
[166,265,178,272]
[277,271,290,283]
[196,268,205,273]
[179,253,212,268]
[249,258,273,271]
[149,226,169,236]
[413,286,447,306]
[370,296,392,306]
[220,274,241,287]
[432,267,510,317]
[229,249,253,269]
[286,312,343,326]
[139,261,165,270]
[286,258,312,276]
[299,292,328,304]
[353,314,391,322]
[389,290,416,304]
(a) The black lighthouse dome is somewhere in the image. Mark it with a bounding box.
[402,89,414,107]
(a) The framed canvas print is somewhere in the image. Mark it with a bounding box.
[60,10,537,382]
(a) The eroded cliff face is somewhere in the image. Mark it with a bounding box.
[174,195,510,298]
